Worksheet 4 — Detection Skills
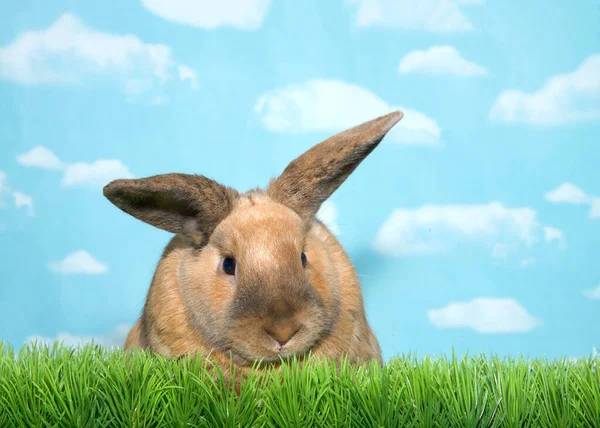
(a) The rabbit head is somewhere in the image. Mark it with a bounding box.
[103,111,403,364]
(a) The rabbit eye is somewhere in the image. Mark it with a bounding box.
[301,252,307,268]
[223,256,236,275]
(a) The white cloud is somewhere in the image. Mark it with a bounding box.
[140,0,272,30]
[317,202,341,235]
[543,226,566,249]
[16,146,64,170]
[581,284,600,300]
[17,146,134,190]
[0,13,196,98]
[545,182,590,204]
[348,0,482,32]
[0,14,170,84]
[543,226,562,240]
[48,250,108,275]
[490,55,600,125]
[13,192,35,217]
[0,171,35,217]
[26,324,130,349]
[255,79,441,145]
[545,182,599,219]
[178,65,199,90]
[62,160,134,188]
[398,46,486,77]
[16,146,133,189]
[427,297,542,333]
[373,202,540,256]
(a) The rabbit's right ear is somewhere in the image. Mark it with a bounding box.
[103,173,237,245]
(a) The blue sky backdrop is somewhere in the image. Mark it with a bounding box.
[0,0,598,361]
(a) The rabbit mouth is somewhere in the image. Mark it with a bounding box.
[225,342,314,366]
[224,308,329,366]
[251,348,312,365]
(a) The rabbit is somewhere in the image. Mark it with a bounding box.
[103,110,404,376]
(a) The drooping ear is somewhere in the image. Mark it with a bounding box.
[267,110,403,219]
[103,173,237,245]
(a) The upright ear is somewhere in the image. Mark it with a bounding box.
[103,173,237,245]
[267,111,403,219]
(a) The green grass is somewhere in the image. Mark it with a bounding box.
[0,342,598,427]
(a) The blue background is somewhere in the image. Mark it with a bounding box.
[0,0,598,361]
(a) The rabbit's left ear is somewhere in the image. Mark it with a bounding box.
[267,111,403,220]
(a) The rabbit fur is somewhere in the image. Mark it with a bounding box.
[103,111,404,375]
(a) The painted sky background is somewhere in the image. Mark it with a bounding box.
[0,0,599,362]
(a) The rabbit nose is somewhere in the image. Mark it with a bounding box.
[265,325,300,348]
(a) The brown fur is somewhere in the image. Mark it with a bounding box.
[104,173,238,246]
[104,111,404,377]
[267,111,404,219]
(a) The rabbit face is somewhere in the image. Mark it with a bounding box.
[178,193,338,364]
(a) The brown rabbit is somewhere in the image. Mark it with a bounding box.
[103,111,403,375]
